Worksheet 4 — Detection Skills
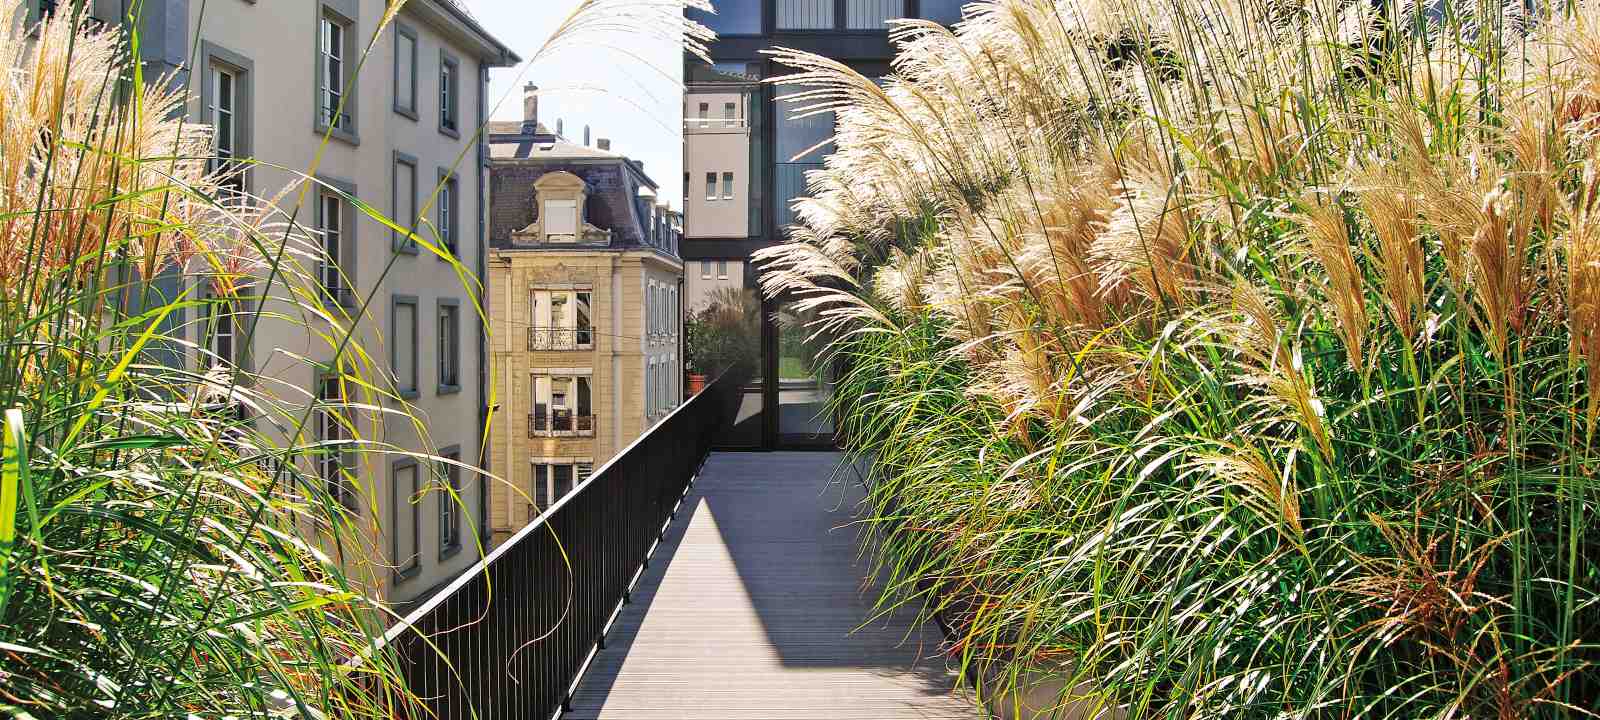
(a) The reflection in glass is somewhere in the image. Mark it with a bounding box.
[688,2,762,35]
[847,0,902,29]
[920,0,968,24]
[776,303,835,440]
[776,0,832,29]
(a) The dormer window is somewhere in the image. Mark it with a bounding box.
[543,199,577,242]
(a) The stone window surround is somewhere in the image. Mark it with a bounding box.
[436,167,459,257]
[199,40,254,198]
[314,175,358,310]
[392,151,419,254]
[391,293,421,400]
[437,444,463,560]
[393,21,419,121]
[436,297,461,395]
[314,0,360,146]
[438,48,461,139]
[390,455,422,582]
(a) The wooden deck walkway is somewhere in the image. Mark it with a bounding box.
[565,452,974,720]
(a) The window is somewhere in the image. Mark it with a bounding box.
[705,172,717,201]
[718,260,729,279]
[530,373,595,434]
[318,13,352,133]
[437,301,460,392]
[203,293,236,369]
[393,296,418,398]
[543,199,577,241]
[439,52,460,135]
[722,172,735,200]
[847,0,903,29]
[438,448,461,557]
[577,462,594,484]
[686,3,761,35]
[317,374,351,507]
[318,191,348,305]
[920,0,967,24]
[394,25,417,118]
[527,289,594,350]
[575,292,593,346]
[392,459,420,579]
[701,261,711,280]
[777,0,832,29]
[698,102,709,126]
[646,359,655,416]
[724,102,737,125]
[577,377,592,425]
[393,153,418,252]
[437,172,458,254]
[533,464,550,509]
[209,67,243,198]
[552,464,574,500]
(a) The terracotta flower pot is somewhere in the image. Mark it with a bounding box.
[687,373,707,396]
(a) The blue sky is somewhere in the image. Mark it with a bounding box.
[469,0,686,210]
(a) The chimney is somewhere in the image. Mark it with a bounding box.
[556,118,564,136]
[522,83,538,126]
[583,125,591,146]
[596,138,611,151]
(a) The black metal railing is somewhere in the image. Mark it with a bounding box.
[383,371,743,719]
[527,412,596,435]
[526,326,594,351]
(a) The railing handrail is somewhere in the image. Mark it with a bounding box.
[380,370,734,647]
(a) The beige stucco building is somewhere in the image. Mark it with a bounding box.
[484,89,683,546]
[56,0,519,605]
[682,85,754,314]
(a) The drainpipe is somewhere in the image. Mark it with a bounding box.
[476,61,490,538]
[610,254,622,458]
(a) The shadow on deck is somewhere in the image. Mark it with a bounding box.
[565,452,974,720]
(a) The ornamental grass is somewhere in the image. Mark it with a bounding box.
[758,0,1600,716]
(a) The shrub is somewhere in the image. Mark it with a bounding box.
[759,0,1600,716]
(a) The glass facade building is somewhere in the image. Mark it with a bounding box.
[684,0,960,448]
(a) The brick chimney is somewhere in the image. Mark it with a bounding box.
[596,138,611,151]
[522,83,538,128]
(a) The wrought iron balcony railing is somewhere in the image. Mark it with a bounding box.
[379,371,742,719]
[527,326,594,351]
[527,412,597,436]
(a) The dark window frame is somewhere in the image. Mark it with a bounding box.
[391,294,421,399]
[437,297,461,394]
[393,22,419,120]
[437,445,463,559]
[314,0,360,145]
[391,456,422,581]
[438,49,461,138]
[392,151,420,254]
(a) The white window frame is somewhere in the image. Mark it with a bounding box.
[700,261,712,280]
[319,15,348,131]
[717,260,729,279]
[705,172,717,201]
[529,370,596,436]
[722,171,735,200]
[528,289,594,350]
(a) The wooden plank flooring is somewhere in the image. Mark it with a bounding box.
[564,452,974,720]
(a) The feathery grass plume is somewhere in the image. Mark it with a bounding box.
[756,0,1600,714]
[0,1,426,715]
[1298,194,1368,372]
[1355,168,1427,344]
[1471,183,1526,358]
[1567,159,1600,438]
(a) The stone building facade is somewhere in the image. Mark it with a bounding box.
[485,86,683,545]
